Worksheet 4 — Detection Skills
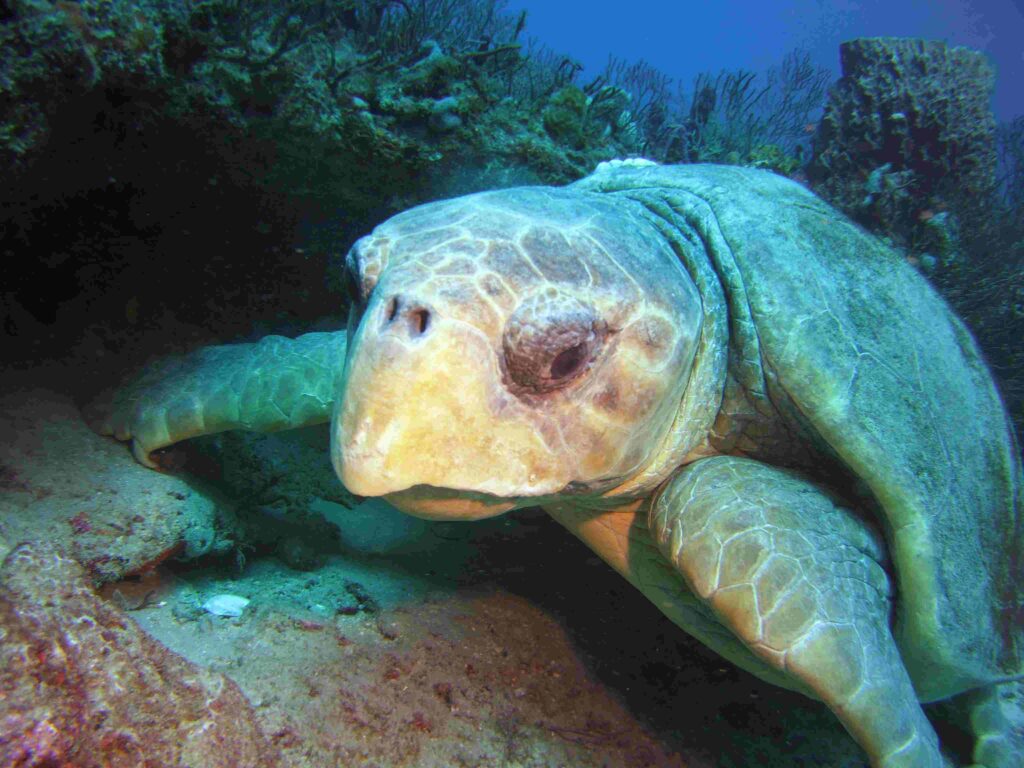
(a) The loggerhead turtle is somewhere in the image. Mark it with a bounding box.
[92,161,1023,767]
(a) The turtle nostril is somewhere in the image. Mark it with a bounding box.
[381,295,432,338]
[409,308,430,336]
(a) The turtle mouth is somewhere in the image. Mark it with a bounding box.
[383,485,520,520]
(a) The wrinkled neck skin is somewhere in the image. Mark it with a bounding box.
[331,185,720,523]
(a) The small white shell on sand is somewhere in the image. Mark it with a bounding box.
[202,594,250,617]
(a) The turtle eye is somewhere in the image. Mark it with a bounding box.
[549,342,589,380]
[343,243,379,314]
[343,261,361,312]
[502,293,606,396]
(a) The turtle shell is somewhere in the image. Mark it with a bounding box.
[575,163,1023,701]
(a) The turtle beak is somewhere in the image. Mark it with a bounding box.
[331,291,564,515]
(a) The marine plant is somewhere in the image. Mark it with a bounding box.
[997,116,1024,211]
[587,50,829,174]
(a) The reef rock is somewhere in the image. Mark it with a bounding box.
[0,388,237,581]
[809,37,997,241]
[0,541,278,767]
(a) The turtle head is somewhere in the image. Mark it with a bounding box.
[333,187,702,519]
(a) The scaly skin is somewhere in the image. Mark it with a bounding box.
[577,165,1023,704]
[651,456,943,767]
[89,332,345,466]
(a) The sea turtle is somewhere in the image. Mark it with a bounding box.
[92,161,1023,767]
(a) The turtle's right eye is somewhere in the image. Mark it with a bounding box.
[343,253,364,310]
[343,249,372,356]
[343,243,379,312]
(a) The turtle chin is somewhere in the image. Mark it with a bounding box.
[383,485,517,520]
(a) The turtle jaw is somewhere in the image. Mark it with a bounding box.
[383,486,518,520]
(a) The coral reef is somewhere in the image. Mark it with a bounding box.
[809,37,997,243]
[0,0,166,170]
[0,0,633,199]
[0,0,635,378]
[0,541,278,767]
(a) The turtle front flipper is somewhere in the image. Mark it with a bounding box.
[937,685,1023,768]
[87,331,346,467]
[651,455,944,768]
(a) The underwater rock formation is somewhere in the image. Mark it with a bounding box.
[0,0,166,171]
[0,389,237,580]
[809,37,997,242]
[0,541,278,767]
[0,0,623,199]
